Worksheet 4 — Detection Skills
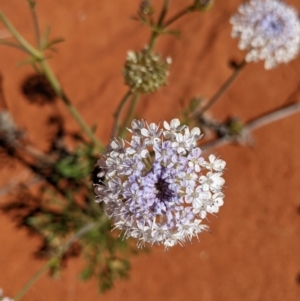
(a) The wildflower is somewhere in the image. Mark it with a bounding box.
[123,48,171,94]
[230,0,300,69]
[94,119,226,249]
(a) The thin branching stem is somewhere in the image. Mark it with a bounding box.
[13,261,51,301]
[39,60,104,150]
[200,102,300,150]
[28,1,41,49]
[163,5,194,27]
[148,0,171,51]
[200,59,247,115]
[112,0,173,140]
[246,102,300,131]
[158,0,171,26]
[0,10,104,150]
[0,11,42,59]
[111,90,133,139]
[120,92,140,138]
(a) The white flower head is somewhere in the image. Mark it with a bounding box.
[94,119,226,249]
[230,0,300,69]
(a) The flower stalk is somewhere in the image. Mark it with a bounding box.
[199,59,247,115]
[39,60,104,150]
[120,92,140,138]
[111,90,133,138]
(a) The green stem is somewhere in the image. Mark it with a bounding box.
[13,261,51,301]
[120,93,140,138]
[163,5,194,27]
[111,90,133,138]
[28,2,41,49]
[0,11,42,59]
[148,0,171,51]
[199,59,247,115]
[112,1,173,140]
[158,0,171,26]
[0,10,103,150]
[0,40,29,53]
[39,60,104,150]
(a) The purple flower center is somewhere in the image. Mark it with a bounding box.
[155,177,174,201]
[259,15,285,36]
[140,162,178,217]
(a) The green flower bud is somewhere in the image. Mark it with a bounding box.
[193,0,214,11]
[123,48,171,94]
[140,0,154,16]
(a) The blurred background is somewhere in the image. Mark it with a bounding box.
[0,0,300,300]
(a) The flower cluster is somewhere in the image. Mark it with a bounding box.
[94,119,226,249]
[123,48,171,94]
[230,0,300,69]
[0,288,13,301]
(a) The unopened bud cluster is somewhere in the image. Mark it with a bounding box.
[123,48,171,94]
[140,0,153,15]
[193,0,214,11]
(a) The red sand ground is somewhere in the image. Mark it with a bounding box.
[0,0,300,300]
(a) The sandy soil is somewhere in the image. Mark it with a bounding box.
[0,0,300,300]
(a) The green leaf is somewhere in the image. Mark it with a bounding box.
[41,25,51,50]
[45,37,65,50]
[164,29,181,38]
[0,39,28,52]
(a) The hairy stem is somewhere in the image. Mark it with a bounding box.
[39,60,104,150]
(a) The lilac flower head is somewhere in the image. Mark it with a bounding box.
[94,119,226,249]
[230,0,300,69]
